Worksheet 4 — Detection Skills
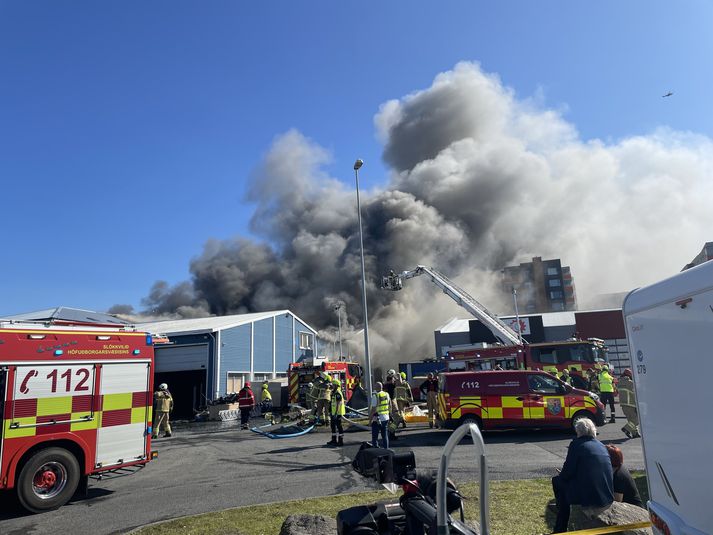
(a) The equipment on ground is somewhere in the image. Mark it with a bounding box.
[0,321,165,512]
[382,266,608,377]
[623,260,713,535]
[342,445,472,535]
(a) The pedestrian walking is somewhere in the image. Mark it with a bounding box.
[420,373,439,428]
[598,366,616,423]
[326,379,346,447]
[370,382,390,448]
[394,372,413,428]
[238,382,255,430]
[152,383,173,439]
[617,369,640,438]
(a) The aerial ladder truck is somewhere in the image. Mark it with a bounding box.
[381,266,608,380]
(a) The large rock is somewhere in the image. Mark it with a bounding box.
[569,502,652,535]
[279,514,337,535]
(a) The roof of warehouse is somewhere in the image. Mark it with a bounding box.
[135,310,317,335]
[436,317,471,333]
[1,306,129,325]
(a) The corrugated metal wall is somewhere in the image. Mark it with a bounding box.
[275,314,293,374]
[253,318,273,373]
[219,324,251,394]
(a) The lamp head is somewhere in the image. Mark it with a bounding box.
[353,159,364,170]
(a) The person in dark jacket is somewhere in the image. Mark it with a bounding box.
[552,418,614,532]
[606,445,644,508]
[237,382,255,430]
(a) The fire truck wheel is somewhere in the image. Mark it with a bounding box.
[17,447,80,513]
[570,411,594,433]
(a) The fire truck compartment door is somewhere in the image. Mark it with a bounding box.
[155,344,208,373]
[96,362,151,468]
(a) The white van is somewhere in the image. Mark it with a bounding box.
[623,260,713,535]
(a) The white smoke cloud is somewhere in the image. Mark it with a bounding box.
[129,61,713,369]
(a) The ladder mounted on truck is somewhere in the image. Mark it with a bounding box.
[381,265,524,346]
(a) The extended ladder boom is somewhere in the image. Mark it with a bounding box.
[381,265,523,346]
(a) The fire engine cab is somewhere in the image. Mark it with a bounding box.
[0,321,159,512]
[288,358,362,405]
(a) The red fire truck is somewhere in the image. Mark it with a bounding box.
[288,358,362,405]
[1,322,159,512]
[381,266,610,390]
[444,339,609,388]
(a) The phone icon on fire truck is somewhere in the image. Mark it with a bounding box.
[19,369,38,395]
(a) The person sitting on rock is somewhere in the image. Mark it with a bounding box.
[605,445,644,508]
[551,418,614,533]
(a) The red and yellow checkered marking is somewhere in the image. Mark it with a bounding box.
[3,391,150,439]
[444,394,598,423]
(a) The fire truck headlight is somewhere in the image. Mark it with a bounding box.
[133,349,141,355]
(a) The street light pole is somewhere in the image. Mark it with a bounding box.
[354,158,373,408]
[334,303,343,359]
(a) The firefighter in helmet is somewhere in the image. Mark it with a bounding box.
[152,383,173,439]
[326,379,345,447]
[314,374,331,426]
[394,371,413,428]
[618,369,640,438]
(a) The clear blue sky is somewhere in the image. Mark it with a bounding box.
[1,1,711,316]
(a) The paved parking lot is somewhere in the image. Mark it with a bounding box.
[0,412,642,535]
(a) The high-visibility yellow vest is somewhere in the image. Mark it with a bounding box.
[376,391,390,415]
[331,388,345,416]
[598,371,614,393]
[618,377,636,407]
[261,387,272,402]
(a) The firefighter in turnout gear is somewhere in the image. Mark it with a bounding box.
[598,366,616,423]
[152,383,173,438]
[314,375,331,426]
[559,369,572,385]
[394,372,413,428]
[618,369,640,438]
[305,382,317,410]
[326,379,345,447]
[420,373,439,428]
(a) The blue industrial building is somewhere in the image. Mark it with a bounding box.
[137,310,324,417]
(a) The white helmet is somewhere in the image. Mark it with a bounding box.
[159,383,168,391]
[387,369,396,377]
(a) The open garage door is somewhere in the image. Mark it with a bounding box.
[154,344,209,418]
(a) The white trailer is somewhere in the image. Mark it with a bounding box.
[623,260,713,535]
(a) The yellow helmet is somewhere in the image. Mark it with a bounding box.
[400,372,407,380]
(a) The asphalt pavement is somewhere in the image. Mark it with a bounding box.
[0,411,643,535]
